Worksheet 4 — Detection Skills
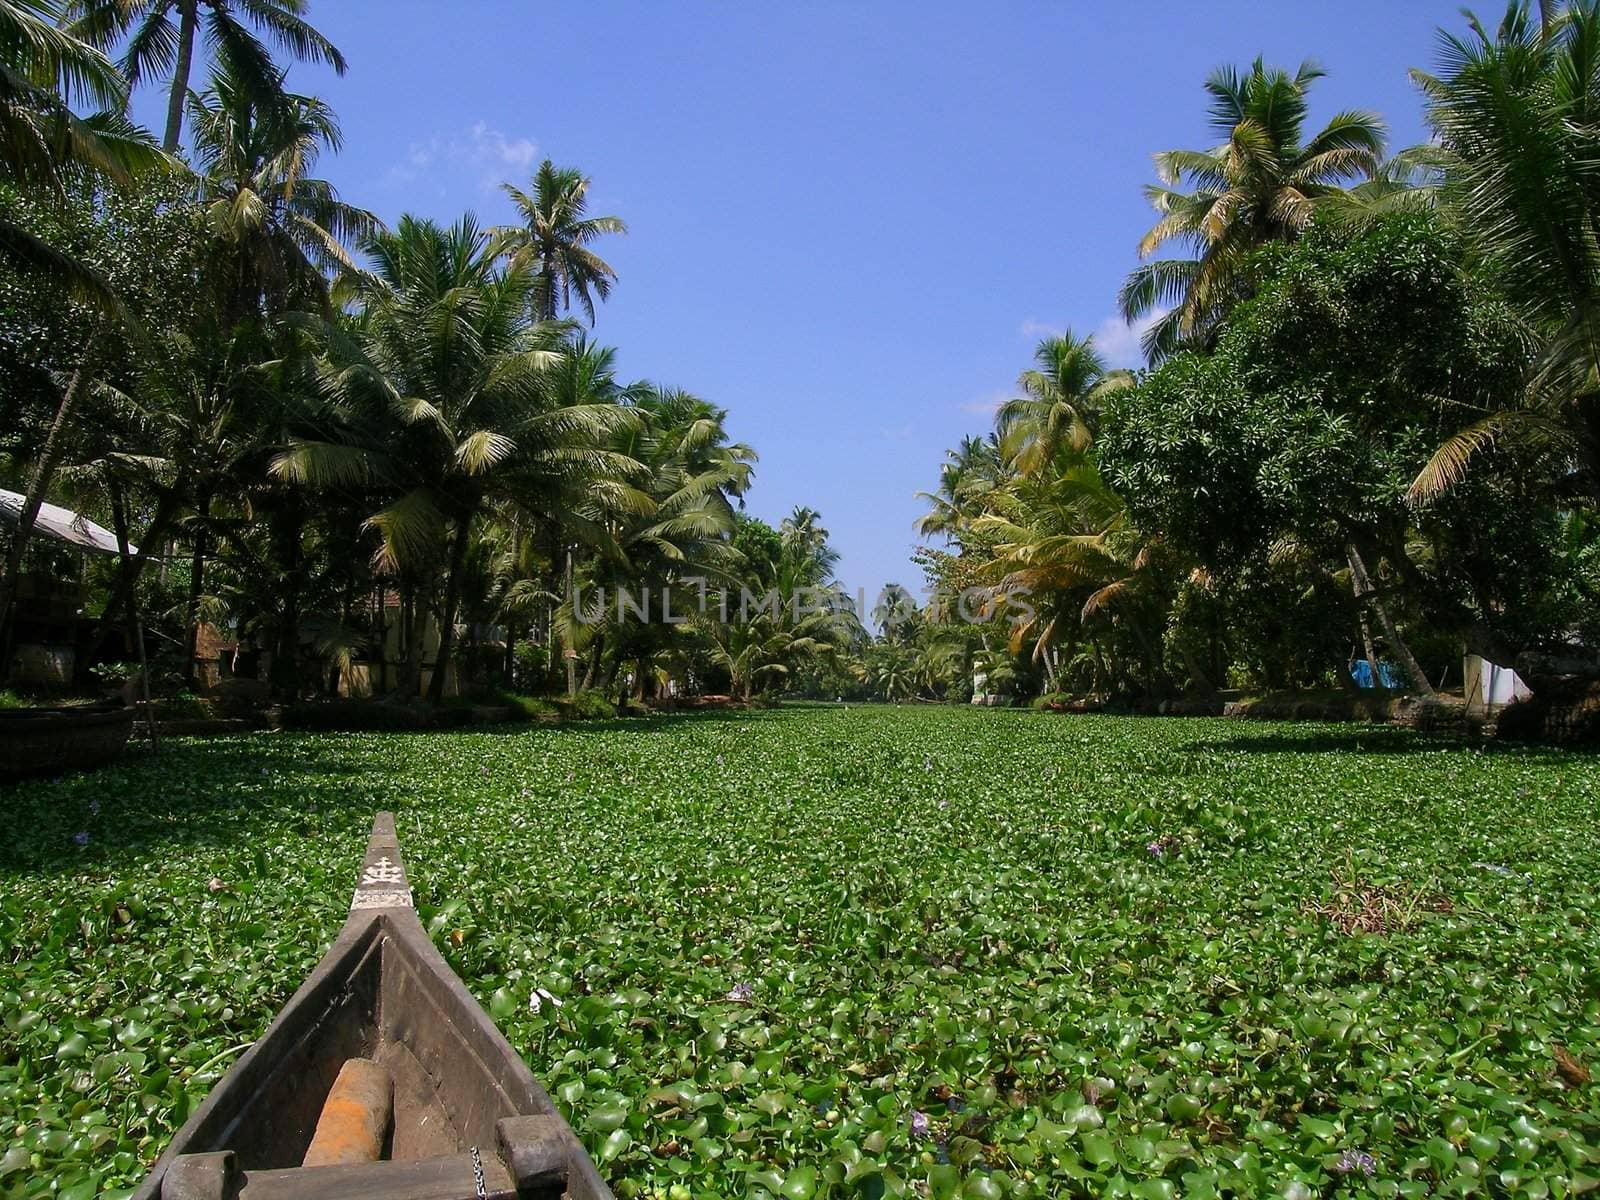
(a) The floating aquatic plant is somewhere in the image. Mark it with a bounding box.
[1,707,1597,1198]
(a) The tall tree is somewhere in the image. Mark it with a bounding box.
[996,332,1131,477]
[572,385,755,699]
[0,1,168,678]
[872,582,921,644]
[1409,0,1600,505]
[1120,58,1384,361]
[915,434,1002,539]
[697,509,856,701]
[75,0,346,151]
[779,506,840,587]
[187,63,375,322]
[495,160,626,323]
[276,215,637,701]
[1,0,166,293]
[1101,214,1544,687]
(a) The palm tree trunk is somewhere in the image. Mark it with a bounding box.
[269,501,305,700]
[401,581,426,697]
[427,515,474,703]
[1174,640,1218,698]
[580,633,602,691]
[1345,542,1434,697]
[538,247,558,322]
[182,493,211,688]
[110,488,159,746]
[1,326,105,679]
[502,523,521,686]
[1124,615,1173,697]
[564,548,577,698]
[75,485,183,686]
[1333,636,1363,694]
[163,0,200,153]
[372,582,387,693]
[1358,613,1382,686]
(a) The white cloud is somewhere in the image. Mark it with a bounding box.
[959,390,1008,418]
[464,121,538,172]
[384,122,539,191]
[1090,307,1167,369]
[1013,310,1168,371]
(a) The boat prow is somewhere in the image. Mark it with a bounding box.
[133,812,612,1199]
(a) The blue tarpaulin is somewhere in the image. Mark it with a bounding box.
[1350,659,1401,689]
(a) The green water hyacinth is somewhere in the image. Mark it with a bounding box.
[2,706,1600,1198]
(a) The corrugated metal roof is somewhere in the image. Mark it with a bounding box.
[0,489,136,556]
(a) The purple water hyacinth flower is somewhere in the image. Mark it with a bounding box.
[1332,1149,1377,1177]
[1146,840,1166,858]
[73,831,89,847]
[909,1110,931,1140]
[725,981,754,1003]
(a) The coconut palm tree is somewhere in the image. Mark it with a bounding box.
[700,578,853,703]
[705,614,837,702]
[619,388,754,579]
[568,384,755,698]
[98,326,264,685]
[0,1,172,678]
[1120,58,1384,361]
[1407,0,1600,505]
[874,651,916,702]
[494,159,626,323]
[996,332,1132,476]
[779,505,839,586]
[872,582,921,644]
[911,639,960,697]
[0,0,167,295]
[691,504,858,701]
[275,215,638,701]
[73,0,346,151]
[915,434,1003,540]
[187,63,376,322]
[636,387,755,510]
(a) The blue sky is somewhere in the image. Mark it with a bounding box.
[137,1,1469,610]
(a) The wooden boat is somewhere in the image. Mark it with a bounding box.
[133,813,613,1200]
[0,700,133,781]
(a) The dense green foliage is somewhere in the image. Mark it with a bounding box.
[0,1,862,709]
[1098,214,1597,666]
[1119,58,1384,361]
[1103,216,1526,572]
[921,4,1600,702]
[6,708,1600,1198]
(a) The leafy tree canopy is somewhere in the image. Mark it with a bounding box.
[1102,213,1529,567]
[1099,210,1589,651]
